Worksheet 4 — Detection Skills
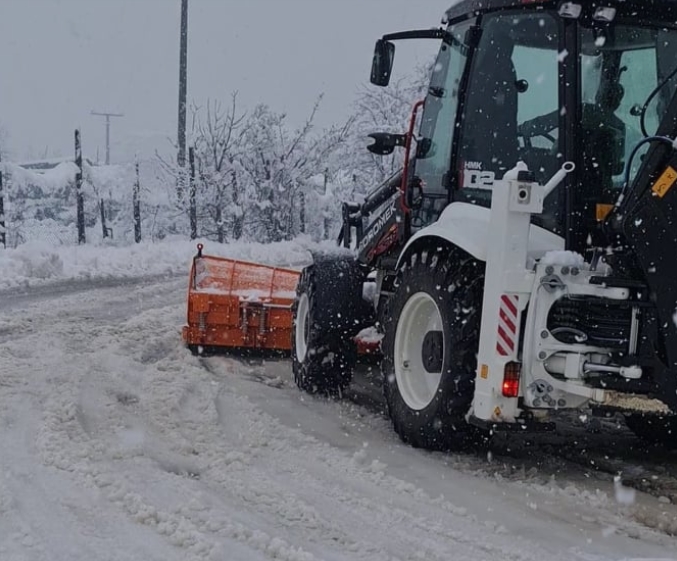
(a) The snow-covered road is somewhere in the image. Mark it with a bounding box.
[1,276,676,561]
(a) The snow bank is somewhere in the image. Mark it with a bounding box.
[0,237,316,291]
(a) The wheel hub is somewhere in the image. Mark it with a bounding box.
[421,331,443,373]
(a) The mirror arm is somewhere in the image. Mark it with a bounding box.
[367,133,407,155]
[382,28,454,45]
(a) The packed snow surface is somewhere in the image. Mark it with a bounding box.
[0,240,676,560]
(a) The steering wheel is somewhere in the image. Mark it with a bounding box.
[518,110,559,151]
[520,130,557,150]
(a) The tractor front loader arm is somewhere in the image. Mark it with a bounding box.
[339,170,402,249]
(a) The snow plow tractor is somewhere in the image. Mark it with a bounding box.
[292,0,677,450]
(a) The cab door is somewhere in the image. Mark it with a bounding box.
[411,18,474,230]
[453,11,562,231]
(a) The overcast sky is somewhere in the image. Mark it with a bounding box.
[0,0,448,164]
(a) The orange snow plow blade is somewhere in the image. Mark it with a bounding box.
[182,244,300,352]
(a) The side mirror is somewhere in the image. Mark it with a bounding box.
[370,39,395,87]
[367,132,407,156]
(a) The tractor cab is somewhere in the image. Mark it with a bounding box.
[295,0,677,449]
[183,0,677,468]
[371,0,677,252]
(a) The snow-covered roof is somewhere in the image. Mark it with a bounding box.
[16,157,94,172]
[1,161,80,194]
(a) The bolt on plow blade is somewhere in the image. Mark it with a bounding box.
[182,248,300,353]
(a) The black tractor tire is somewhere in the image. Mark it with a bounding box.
[624,413,677,449]
[382,245,484,450]
[292,254,371,396]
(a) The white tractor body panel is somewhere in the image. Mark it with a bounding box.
[382,162,667,428]
[397,202,565,267]
[391,166,662,425]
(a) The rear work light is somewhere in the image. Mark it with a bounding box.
[558,2,582,18]
[502,362,521,398]
[593,7,616,22]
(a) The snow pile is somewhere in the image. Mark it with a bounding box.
[0,237,315,291]
[540,250,585,267]
[355,326,383,344]
[502,161,529,180]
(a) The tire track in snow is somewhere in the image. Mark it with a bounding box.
[32,300,555,561]
[0,349,168,561]
[0,282,210,560]
[135,349,531,561]
[202,358,644,559]
[335,365,677,537]
[211,356,677,551]
[26,301,319,560]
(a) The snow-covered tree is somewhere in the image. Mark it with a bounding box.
[340,62,432,195]
[191,95,246,242]
[0,62,431,248]
[237,98,352,242]
[0,123,9,162]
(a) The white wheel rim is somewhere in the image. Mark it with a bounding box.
[394,292,444,411]
[295,293,309,362]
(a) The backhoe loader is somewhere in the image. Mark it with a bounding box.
[291,0,677,450]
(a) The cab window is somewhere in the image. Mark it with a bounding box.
[412,18,474,228]
[455,12,560,215]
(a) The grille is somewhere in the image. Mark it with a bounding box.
[547,296,633,350]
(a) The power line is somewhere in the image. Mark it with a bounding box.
[91,110,124,165]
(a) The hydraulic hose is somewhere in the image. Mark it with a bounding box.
[639,63,677,138]
[620,135,677,202]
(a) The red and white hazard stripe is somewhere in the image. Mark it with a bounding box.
[496,294,519,357]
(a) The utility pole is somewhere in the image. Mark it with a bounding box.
[189,146,197,240]
[0,153,5,249]
[177,0,188,168]
[91,111,124,165]
[75,129,86,244]
[133,160,142,243]
[323,168,331,240]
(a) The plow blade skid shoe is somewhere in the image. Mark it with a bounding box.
[182,253,300,352]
